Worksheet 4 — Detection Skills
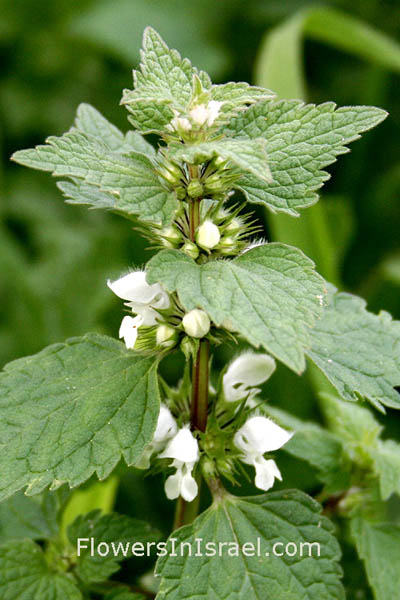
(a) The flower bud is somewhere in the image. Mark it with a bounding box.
[176,186,187,200]
[182,241,199,260]
[204,173,225,194]
[158,162,182,186]
[196,220,220,250]
[182,309,210,338]
[156,324,178,348]
[161,226,182,247]
[218,236,236,255]
[224,218,242,235]
[187,179,204,199]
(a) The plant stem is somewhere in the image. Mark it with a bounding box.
[191,339,210,432]
[189,198,200,241]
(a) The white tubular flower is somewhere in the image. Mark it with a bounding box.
[159,427,199,502]
[108,271,170,348]
[196,220,220,249]
[119,315,144,349]
[223,352,276,403]
[136,404,177,469]
[189,101,223,127]
[234,416,292,491]
[182,309,210,338]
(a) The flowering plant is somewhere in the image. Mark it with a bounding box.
[2,27,399,600]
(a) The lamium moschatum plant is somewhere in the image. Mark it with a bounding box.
[2,27,400,600]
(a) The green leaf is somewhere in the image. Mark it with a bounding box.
[11,132,176,225]
[147,243,325,372]
[121,27,209,133]
[308,287,400,411]
[319,393,382,451]
[67,510,160,583]
[225,100,387,216]
[156,490,344,599]
[0,489,69,542]
[74,103,155,157]
[169,138,272,182]
[0,539,82,599]
[370,440,400,500]
[0,333,160,501]
[351,517,400,600]
[265,406,350,490]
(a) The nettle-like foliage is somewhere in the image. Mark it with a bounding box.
[2,27,400,600]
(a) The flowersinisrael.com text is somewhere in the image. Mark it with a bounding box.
[77,537,321,559]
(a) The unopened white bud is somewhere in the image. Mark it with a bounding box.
[196,220,220,250]
[182,309,210,338]
[161,226,182,246]
[156,324,178,348]
[182,241,199,260]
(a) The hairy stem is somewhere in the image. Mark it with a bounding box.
[189,198,200,241]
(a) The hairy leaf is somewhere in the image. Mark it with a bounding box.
[156,490,344,599]
[0,539,81,599]
[0,333,159,501]
[147,244,325,372]
[67,510,160,583]
[308,287,400,411]
[12,132,176,225]
[225,100,387,215]
[74,103,155,157]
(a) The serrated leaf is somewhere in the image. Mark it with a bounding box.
[307,287,400,411]
[169,138,272,182]
[370,440,400,500]
[156,490,344,600]
[0,539,82,599]
[67,510,160,583]
[351,517,400,600]
[265,406,350,490]
[121,27,209,132]
[0,489,69,542]
[74,103,155,157]
[0,333,159,501]
[11,132,176,225]
[147,243,325,373]
[225,100,387,216]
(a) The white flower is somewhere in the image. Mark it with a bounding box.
[234,416,292,491]
[189,101,223,127]
[182,309,210,338]
[223,352,276,403]
[136,404,177,469]
[159,427,199,502]
[108,271,170,348]
[119,315,144,349]
[196,220,220,249]
[167,114,192,133]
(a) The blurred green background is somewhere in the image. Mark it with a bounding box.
[1,1,399,595]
